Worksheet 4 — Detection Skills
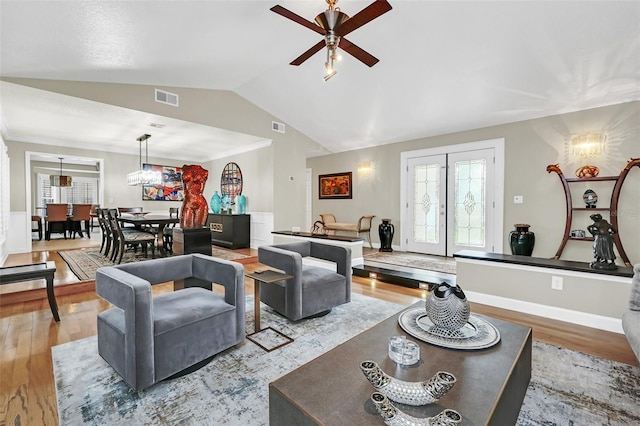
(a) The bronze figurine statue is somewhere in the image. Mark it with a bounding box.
[587,213,617,270]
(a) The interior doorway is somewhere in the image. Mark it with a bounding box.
[25,151,105,252]
[400,139,505,256]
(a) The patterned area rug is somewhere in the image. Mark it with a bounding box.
[52,296,640,425]
[365,251,457,275]
[58,247,251,282]
[53,293,404,424]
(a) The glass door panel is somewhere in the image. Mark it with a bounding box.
[406,155,446,255]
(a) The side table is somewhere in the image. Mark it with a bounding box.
[245,269,294,351]
[0,261,59,321]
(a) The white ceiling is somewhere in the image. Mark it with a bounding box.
[1,0,639,163]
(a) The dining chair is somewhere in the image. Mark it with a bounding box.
[68,203,92,238]
[108,212,156,264]
[118,207,143,229]
[44,203,69,240]
[31,215,43,240]
[89,204,100,231]
[162,207,180,254]
[98,208,112,255]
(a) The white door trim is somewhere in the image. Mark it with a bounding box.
[400,138,505,254]
[24,151,105,252]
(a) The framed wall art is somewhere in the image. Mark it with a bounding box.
[319,172,352,199]
[142,164,185,201]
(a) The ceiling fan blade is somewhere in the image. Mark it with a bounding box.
[335,0,392,37]
[290,40,326,66]
[340,38,379,67]
[271,5,326,35]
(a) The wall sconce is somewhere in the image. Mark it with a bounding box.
[358,161,373,176]
[571,132,606,158]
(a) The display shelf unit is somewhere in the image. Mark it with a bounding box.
[546,158,640,267]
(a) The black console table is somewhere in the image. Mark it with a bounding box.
[0,261,59,321]
[206,214,250,249]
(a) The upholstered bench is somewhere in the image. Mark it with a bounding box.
[319,214,374,248]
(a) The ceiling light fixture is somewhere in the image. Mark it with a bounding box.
[127,134,162,186]
[271,0,392,81]
[50,157,72,187]
[571,132,606,158]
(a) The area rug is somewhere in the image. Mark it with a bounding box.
[58,247,251,282]
[52,297,640,425]
[52,293,404,424]
[365,251,457,275]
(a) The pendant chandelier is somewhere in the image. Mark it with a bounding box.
[50,157,72,187]
[127,134,162,186]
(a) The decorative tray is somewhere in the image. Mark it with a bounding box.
[398,308,501,350]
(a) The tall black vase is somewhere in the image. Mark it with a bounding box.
[509,224,535,256]
[378,219,394,252]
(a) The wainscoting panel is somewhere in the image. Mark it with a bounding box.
[249,212,273,249]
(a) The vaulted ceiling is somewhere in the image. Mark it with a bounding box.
[1,0,639,162]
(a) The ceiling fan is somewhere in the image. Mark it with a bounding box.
[271,0,392,80]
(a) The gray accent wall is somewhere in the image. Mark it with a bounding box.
[307,101,640,265]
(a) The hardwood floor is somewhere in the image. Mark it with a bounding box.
[1,237,637,425]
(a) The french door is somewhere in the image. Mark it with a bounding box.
[406,148,496,256]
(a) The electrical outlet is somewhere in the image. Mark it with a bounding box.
[514,195,524,204]
[551,276,563,290]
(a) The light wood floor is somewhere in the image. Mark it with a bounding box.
[1,236,637,425]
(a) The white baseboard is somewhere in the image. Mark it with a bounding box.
[465,290,624,334]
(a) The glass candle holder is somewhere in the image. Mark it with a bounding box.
[388,335,420,365]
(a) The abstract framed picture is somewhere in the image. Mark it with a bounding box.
[142,164,185,201]
[319,172,352,199]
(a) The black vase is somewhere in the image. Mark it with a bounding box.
[509,224,535,256]
[378,219,394,252]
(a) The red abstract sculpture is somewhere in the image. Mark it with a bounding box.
[180,164,209,229]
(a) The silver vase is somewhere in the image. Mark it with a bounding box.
[425,283,470,330]
[360,361,456,406]
[371,392,463,426]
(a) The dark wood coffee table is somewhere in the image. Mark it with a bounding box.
[269,301,532,425]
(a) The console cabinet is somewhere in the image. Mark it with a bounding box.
[206,214,250,249]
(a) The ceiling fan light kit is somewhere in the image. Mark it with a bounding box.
[271,0,392,81]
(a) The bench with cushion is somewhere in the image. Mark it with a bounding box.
[319,213,375,248]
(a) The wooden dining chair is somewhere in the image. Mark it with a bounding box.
[31,215,43,241]
[68,203,92,238]
[162,207,180,254]
[97,208,112,256]
[108,211,155,264]
[89,204,100,231]
[45,203,69,240]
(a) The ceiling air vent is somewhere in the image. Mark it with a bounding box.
[155,89,179,107]
[272,121,285,133]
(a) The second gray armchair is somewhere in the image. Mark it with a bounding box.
[258,241,352,321]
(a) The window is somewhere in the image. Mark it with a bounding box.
[38,174,98,208]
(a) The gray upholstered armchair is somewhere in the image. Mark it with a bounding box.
[95,254,245,391]
[622,263,640,363]
[257,241,351,321]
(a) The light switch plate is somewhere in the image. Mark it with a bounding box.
[514,195,524,204]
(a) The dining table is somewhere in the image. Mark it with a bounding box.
[118,214,180,257]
